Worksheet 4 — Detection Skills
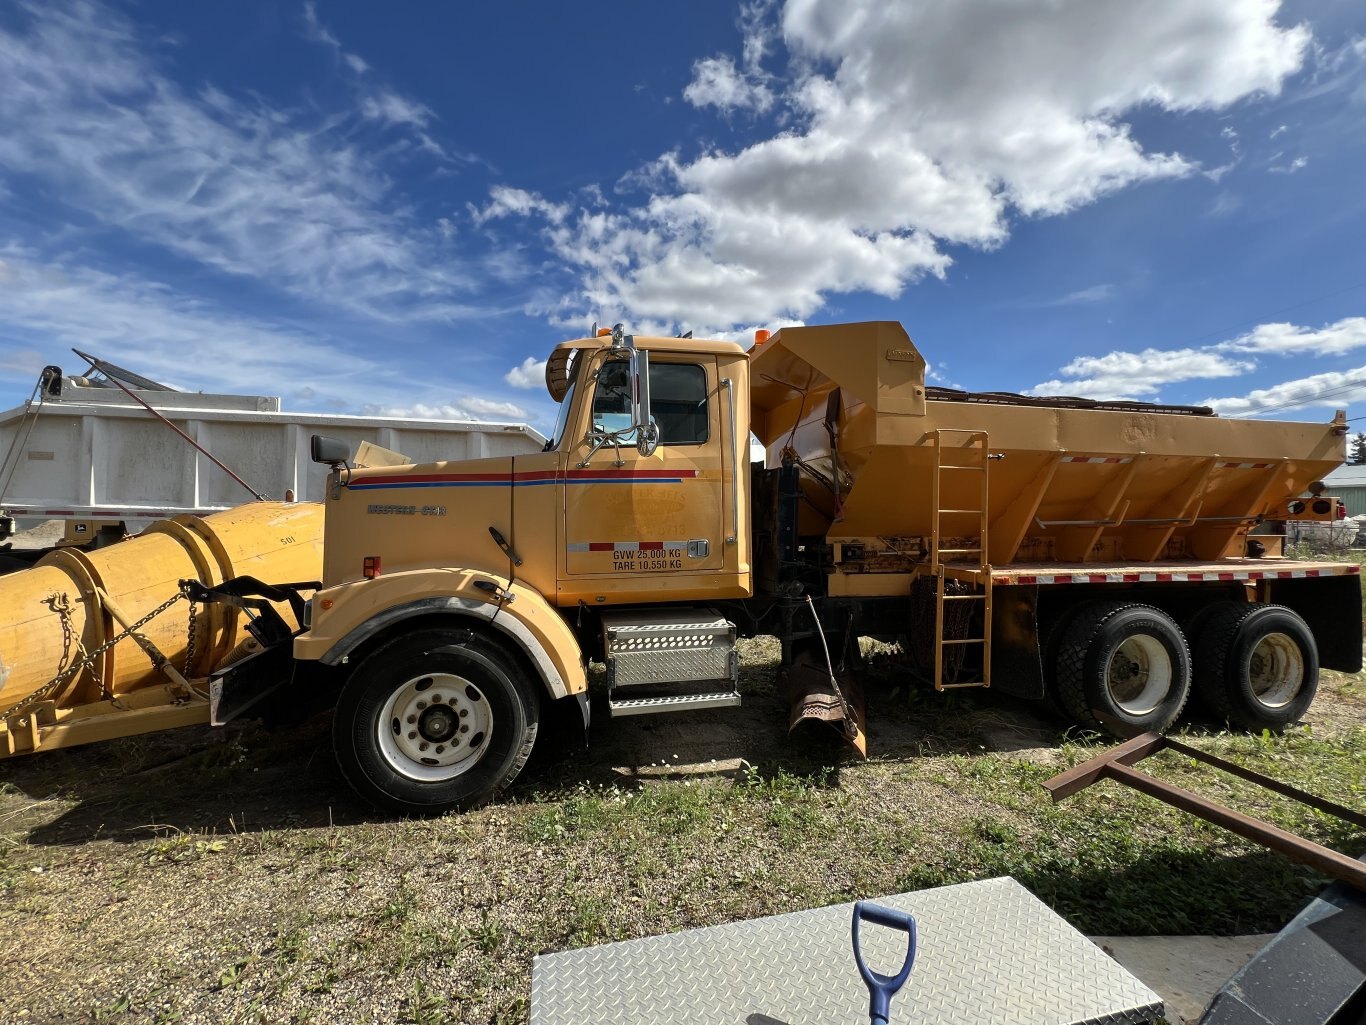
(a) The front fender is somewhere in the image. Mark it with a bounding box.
[293,567,586,700]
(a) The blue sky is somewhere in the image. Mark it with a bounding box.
[0,1,1364,432]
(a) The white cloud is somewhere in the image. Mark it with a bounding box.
[1042,283,1117,307]
[1209,191,1242,217]
[685,0,780,115]
[490,0,1310,333]
[0,243,543,424]
[1030,317,1366,405]
[1269,154,1309,173]
[1218,317,1366,355]
[0,2,478,323]
[471,187,569,227]
[685,55,775,114]
[360,91,433,130]
[366,399,529,422]
[0,347,47,377]
[304,1,369,77]
[0,243,378,403]
[504,357,548,389]
[1031,347,1254,400]
[1204,366,1366,416]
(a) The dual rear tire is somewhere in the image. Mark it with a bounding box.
[1056,603,1191,736]
[1053,600,1317,738]
[1191,603,1318,732]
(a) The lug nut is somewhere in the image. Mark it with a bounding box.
[435,745,445,754]
[419,742,429,751]
[406,714,417,724]
[431,694,442,703]
[458,709,469,719]
[416,700,428,710]
[408,731,417,740]
[459,724,469,734]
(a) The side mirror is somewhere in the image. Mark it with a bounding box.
[310,434,351,468]
[629,348,658,456]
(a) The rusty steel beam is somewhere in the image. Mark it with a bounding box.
[1041,731,1167,800]
[1043,732,1366,893]
[1106,763,1366,892]
[1161,736,1366,830]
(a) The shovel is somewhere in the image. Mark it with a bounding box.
[852,901,918,1025]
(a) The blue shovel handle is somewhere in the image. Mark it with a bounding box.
[852,901,917,1025]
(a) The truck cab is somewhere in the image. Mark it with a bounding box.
[294,327,753,813]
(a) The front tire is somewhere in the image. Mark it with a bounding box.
[333,628,539,815]
[1056,602,1191,738]
[1192,603,1318,732]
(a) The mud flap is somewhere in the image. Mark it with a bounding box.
[780,650,867,758]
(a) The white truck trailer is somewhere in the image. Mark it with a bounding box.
[0,352,545,558]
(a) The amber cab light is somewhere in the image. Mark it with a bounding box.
[363,556,382,579]
[754,329,771,345]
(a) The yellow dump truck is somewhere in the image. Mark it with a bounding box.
[1,323,1358,814]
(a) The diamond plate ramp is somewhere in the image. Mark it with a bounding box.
[532,877,1163,1025]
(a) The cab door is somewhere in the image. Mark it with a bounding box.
[560,349,726,601]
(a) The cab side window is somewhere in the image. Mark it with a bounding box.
[591,361,709,446]
[650,363,708,445]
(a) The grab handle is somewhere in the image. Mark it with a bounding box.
[852,901,917,1025]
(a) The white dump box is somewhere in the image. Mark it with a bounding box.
[0,369,546,534]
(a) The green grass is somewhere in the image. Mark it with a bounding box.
[0,640,1361,1024]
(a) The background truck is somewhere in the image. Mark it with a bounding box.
[0,323,1359,815]
[0,350,545,566]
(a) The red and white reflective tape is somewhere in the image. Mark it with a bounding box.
[1215,461,1276,470]
[1059,455,1133,464]
[1005,565,1358,585]
[567,540,688,553]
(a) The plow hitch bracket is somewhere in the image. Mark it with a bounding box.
[180,577,321,649]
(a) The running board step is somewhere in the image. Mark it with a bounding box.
[608,692,742,717]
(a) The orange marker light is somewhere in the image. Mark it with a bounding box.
[320,598,335,610]
[597,327,612,337]
[363,556,382,579]
[754,329,770,345]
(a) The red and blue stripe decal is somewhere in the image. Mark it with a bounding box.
[346,468,698,491]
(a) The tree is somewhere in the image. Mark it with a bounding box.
[1352,432,1366,466]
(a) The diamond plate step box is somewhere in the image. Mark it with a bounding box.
[602,608,738,689]
[532,876,1163,1025]
[608,692,742,717]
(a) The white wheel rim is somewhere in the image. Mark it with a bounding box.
[376,672,493,782]
[1105,635,1173,716]
[1247,633,1304,709]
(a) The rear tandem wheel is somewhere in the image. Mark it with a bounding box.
[1192,602,1319,732]
[1054,602,1192,738]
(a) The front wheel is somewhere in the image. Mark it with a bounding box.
[1192,603,1318,732]
[333,629,539,815]
[1055,602,1191,738]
